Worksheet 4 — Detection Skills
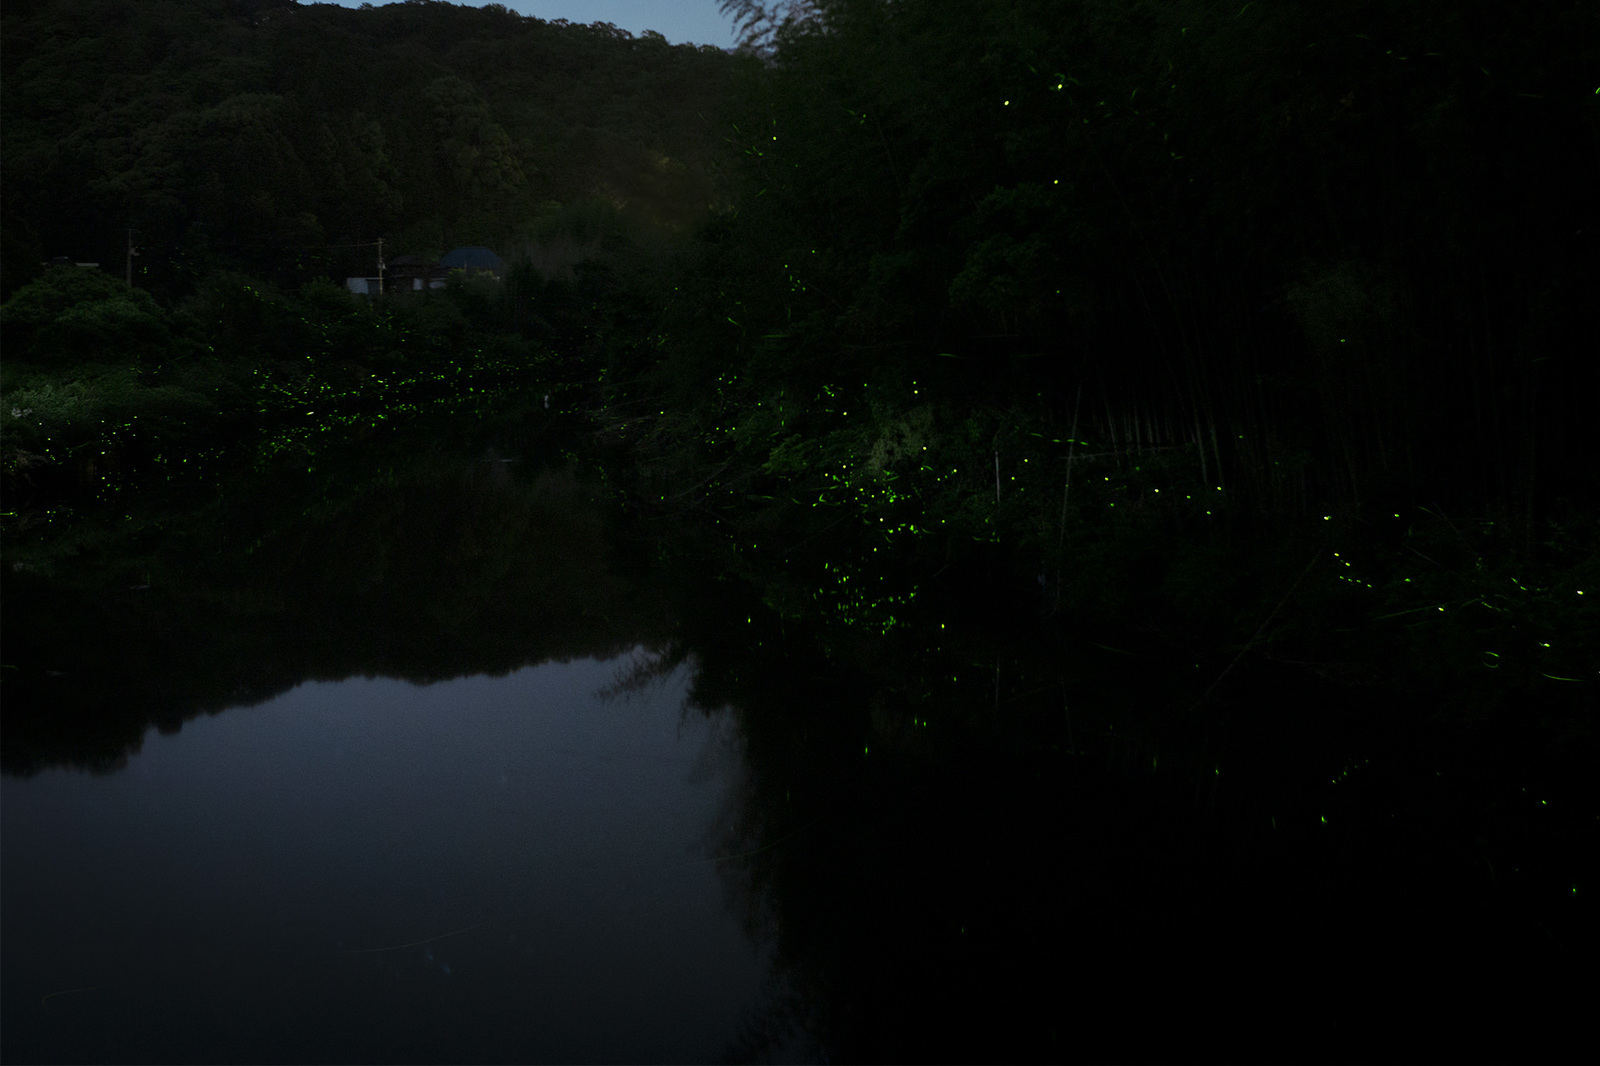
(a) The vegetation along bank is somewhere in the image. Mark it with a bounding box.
[3,0,1596,727]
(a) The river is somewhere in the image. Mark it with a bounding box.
[1,447,1589,1063]
[2,656,772,1063]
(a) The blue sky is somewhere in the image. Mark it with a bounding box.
[317,1,742,48]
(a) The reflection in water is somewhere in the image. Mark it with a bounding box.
[661,573,1594,1064]
[5,447,1590,1063]
[0,655,772,1064]
[0,461,651,778]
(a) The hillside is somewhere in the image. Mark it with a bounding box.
[1,0,747,297]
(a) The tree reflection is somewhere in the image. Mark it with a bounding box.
[1,446,664,776]
[670,545,1593,1063]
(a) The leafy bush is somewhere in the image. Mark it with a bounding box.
[1,267,172,364]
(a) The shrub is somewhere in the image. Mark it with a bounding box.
[0,267,171,363]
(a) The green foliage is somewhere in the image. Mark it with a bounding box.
[3,0,1594,726]
[422,75,525,200]
[0,363,223,500]
[1284,259,1401,356]
[1358,510,1600,721]
[643,0,1595,547]
[1,267,170,362]
[3,376,111,441]
[2,0,744,293]
[947,182,1081,331]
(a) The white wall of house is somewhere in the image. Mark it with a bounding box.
[345,276,445,295]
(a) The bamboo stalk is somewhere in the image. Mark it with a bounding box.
[1057,385,1083,612]
[1208,416,1224,492]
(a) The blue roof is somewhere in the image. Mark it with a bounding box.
[439,246,504,273]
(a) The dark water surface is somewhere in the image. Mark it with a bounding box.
[2,657,766,1064]
[3,452,1593,1063]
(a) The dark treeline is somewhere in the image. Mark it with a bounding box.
[596,0,1599,713]
[3,0,1598,714]
[1,0,739,297]
[639,0,1598,533]
[1,0,743,517]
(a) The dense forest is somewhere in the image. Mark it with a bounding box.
[3,0,1598,718]
[1,0,736,291]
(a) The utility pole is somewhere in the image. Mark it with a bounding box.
[376,236,385,296]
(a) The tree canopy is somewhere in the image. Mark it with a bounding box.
[1,0,746,297]
[4,0,1596,657]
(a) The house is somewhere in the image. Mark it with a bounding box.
[439,246,504,277]
[345,246,502,297]
[388,254,449,291]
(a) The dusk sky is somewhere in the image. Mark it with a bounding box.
[318,0,743,48]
